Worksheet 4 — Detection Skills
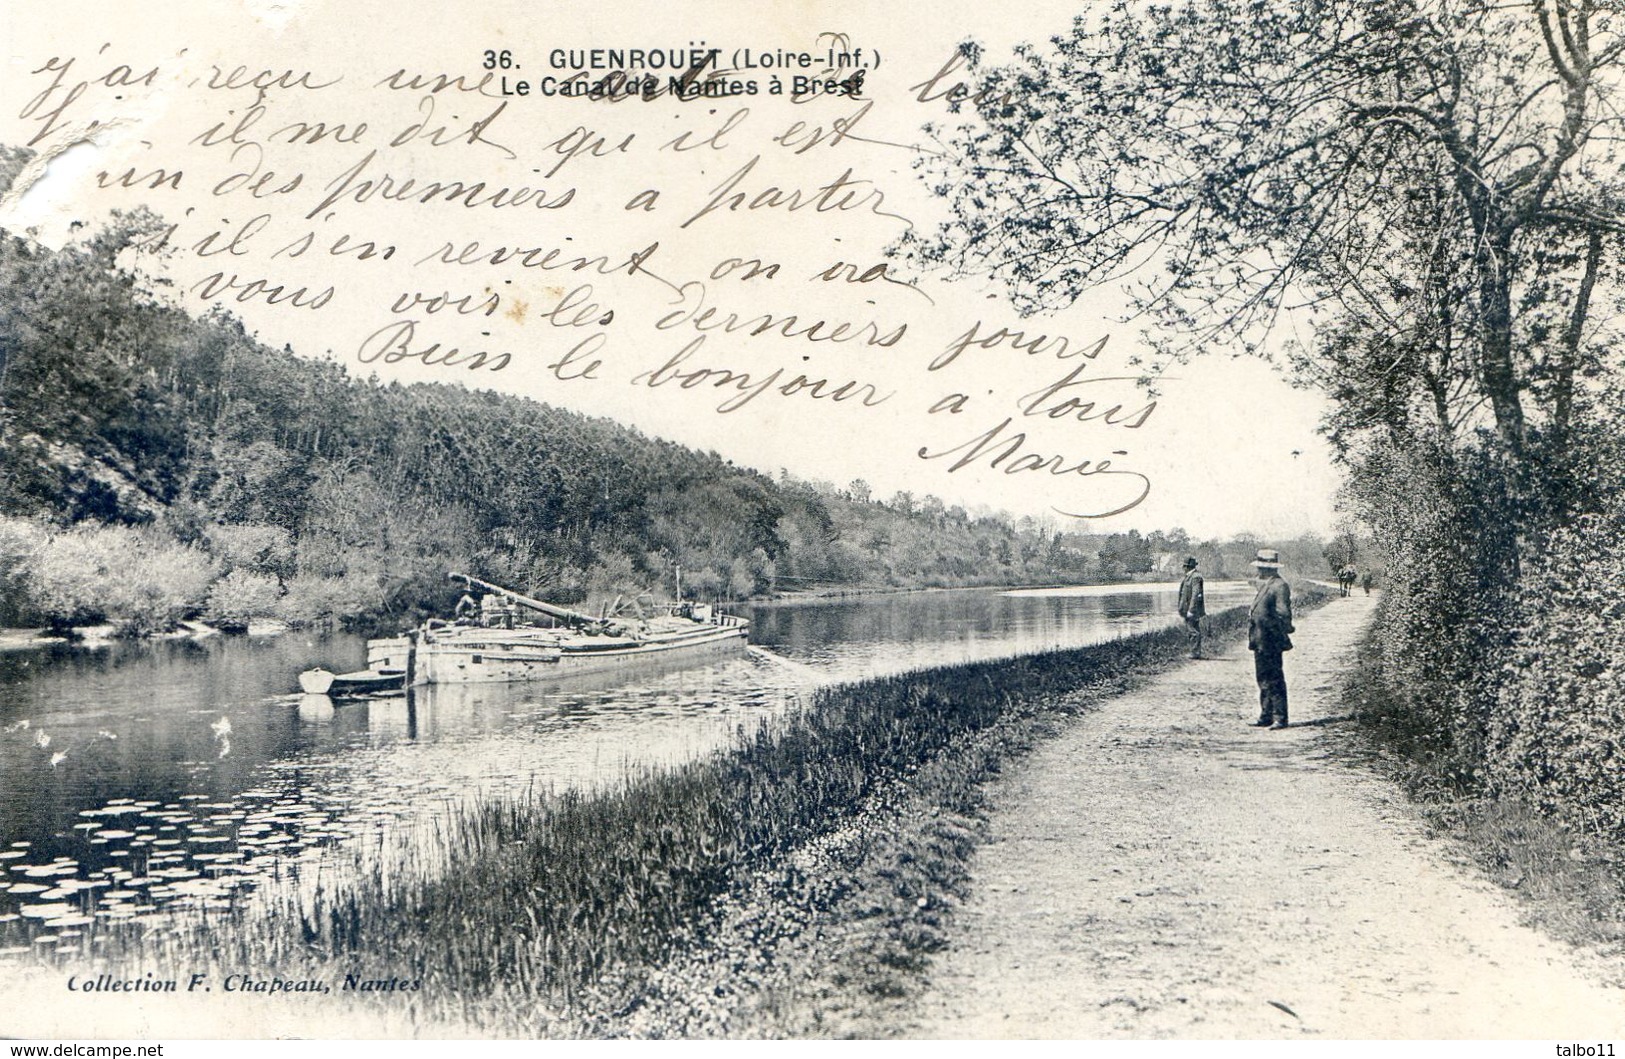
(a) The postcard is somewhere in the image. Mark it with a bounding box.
[1,0,1621,1044]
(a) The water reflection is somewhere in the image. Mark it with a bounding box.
[0,581,1251,946]
[750,580,1253,678]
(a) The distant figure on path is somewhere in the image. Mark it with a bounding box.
[1361,570,1375,595]
[1248,549,1294,730]
[1338,564,1357,596]
[1177,556,1205,659]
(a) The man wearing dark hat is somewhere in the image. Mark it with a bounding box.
[1248,549,1294,729]
[1177,556,1205,659]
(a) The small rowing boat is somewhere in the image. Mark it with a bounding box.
[296,666,407,698]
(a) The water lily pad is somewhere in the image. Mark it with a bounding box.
[18,868,67,879]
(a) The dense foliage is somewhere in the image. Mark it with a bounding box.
[1492,507,1625,845]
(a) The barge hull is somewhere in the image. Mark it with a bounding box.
[410,624,748,685]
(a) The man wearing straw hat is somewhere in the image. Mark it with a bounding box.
[1248,548,1294,729]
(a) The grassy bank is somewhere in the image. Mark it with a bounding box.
[39,591,1322,1036]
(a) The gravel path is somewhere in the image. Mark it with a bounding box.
[911,593,1625,1038]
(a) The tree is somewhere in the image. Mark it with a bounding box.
[906,0,1625,465]
[205,568,282,632]
[1322,532,1361,575]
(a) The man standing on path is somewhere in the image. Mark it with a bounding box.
[1248,549,1294,729]
[1177,556,1205,658]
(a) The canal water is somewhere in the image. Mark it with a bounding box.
[0,581,1252,951]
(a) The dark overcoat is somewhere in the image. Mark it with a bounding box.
[1248,575,1294,652]
[1178,570,1205,619]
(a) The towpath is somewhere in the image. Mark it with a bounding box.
[910,592,1625,1038]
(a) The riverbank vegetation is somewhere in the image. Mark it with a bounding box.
[908,1,1625,926]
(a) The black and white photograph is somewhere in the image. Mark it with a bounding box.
[0,0,1622,1044]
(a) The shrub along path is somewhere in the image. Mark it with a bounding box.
[910,592,1625,1038]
